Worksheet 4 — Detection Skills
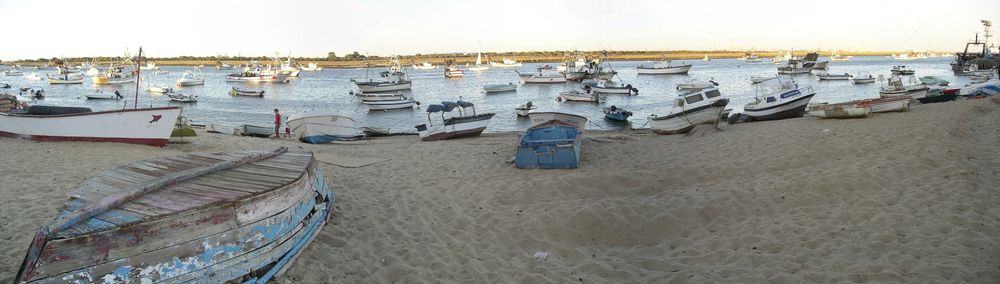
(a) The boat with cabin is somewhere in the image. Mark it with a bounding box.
[286,111,365,143]
[890,65,915,75]
[648,87,729,134]
[176,70,205,86]
[444,59,464,78]
[226,66,290,84]
[91,64,135,85]
[777,59,811,74]
[878,74,929,98]
[415,100,495,141]
[741,77,816,121]
[637,59,692,75]
[352,57,412,92]
[518,69,567,83]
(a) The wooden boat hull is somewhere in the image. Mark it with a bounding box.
[365,99,416,111]
[515,122,581,169]
[483,84,517,93]
[527,111,587,131]
[47,78,83,84]
[856,97,911,113]
[636,65,692,75]
[239,124,274,137]
[807,105,871,119]
[0,106,181,147]
[176,79,205,86]
[354,81,411,93]
[286,111,364,144]
[15,149,334,284]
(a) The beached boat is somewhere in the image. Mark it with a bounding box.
[237,124,274,137]
[13,147,333,283]
[742,77,816,121]
[169,94,198,103]
[807,102,871,119]
[916,88,959,104]
[416,100,495,141]
[890,65,915,75]
[603,105,632,122]
[879,74,929,98]
[751,75,778,83]
[919,76,950,86]
[0,105,180,146]
[958,79,1000,97]
[515,101,535,117]
[648,87,729,134]
[850,72,876,84]
[816,73,851,80]
[444,59,464,78]
[518,70,566,83]
[176,70,205,86]
[363,95,417,111]
[527,110,587,131]
[230,86,265,97]
[637,59,692,75]
[559,89,602,103]
[483,83,517,93]
[287,110,364,143]
[676,79,719,91]
[148,86,173,94]
[514,120,582,169]
[854,96,911,113]
[489,57,522,68]
[47,74,84,84]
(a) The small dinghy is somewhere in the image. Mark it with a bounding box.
[850,72,876,84]
[85,90,125,100]
[558,88,603,103]
[483,83,517,93]
[230,86,265,97]
[603,105,632,122]
[363,95,417,111]
[169,93,198,103]
[807,102,871,119]
[148,86,173,94]
[589,79,638,95]
[514,120,583,169]
[854,96,911,113]
[515,101,536,117]
[237,124,275,137]
[816,73,851,80]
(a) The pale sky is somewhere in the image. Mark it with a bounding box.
[1,0,997,60]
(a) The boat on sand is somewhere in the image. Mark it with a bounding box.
[648,87,729,134]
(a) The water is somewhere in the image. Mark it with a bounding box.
[0,56,971,133]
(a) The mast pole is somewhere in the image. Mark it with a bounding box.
[134,47,142,109]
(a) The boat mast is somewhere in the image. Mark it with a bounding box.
[134,47,142,109]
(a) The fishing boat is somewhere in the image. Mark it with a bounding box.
[648,87,729,134]
[703,54,710,61]
[352,58,412,92]
[559,89,602,103]
[13,147,332,283]
[169,94,198,103]
[742,77,816,121]
[355,91,404,102]
[176,70,205,86]
[225,67,290,83]
[854,96,911,113]
[816,73,851,80]
[527,110,587,131]
[807,102,871,119]
[879,74,929,98]
[916,88,959,104]
[412,62,437,70]
[741,52,763,63]
[890,65,915,75]
[85,90,125,100]
[0,104,180,146]
[148,86,173,93]
[676,79,719,91]
[286,111,364,143]
[3,68,23,76]
[444,59,464,78]
[589,79,638,95]
[603,105,632,122]
[363,95,417,111]
[300,62,323,71]
[515,101,535,117]
[918,76,950,86]
[415,100,495,141]
[483,83,517,93]
[47,74,84,84]
[636,59,692,75]
[92,65,136,85]
[518,70,566,83]
[489,57,522,67]
[811,61,829,70]
[139,62,158,70]
[750,75,778,84]
[230,86,265,97]
[238,124,274,137]
[892,52,928,60]
[830,52,851,61]
[514,120,582,169]
[777,59,811,74]
[850,72,876,84]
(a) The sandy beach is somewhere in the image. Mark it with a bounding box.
[2,98,999,283]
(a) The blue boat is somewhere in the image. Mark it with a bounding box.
[603,105,632,122]
[514,120,581,169]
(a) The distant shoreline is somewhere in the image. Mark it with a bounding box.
[7,50,947,69]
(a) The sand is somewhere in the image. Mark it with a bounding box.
[1,98,999,283]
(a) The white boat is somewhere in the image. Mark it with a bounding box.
[26,73,41,81]
[855,96,911,113]
[226,67,290,83]
[559,90,602,102]
[751,75,778,83]
[86,90,125,100]
[890,65,915,75]
[958,79,1000,97]
[300,63,323,71]
[702,55,710,61]
[444,59,464,78]
[416,100,495,141]
[85,66,102,76]
[468,50,490,71]
[412,62,437,70]
[807,102,871,119]
[489,57,522,67]
[286,111,364,143]
[0,105,181,147]
[816,73,851,80]
[830,52,851,61]
[168,94,198,103]
[364,95,417,111]
[589,80,637,95]
[91,64,135,85]
[676,79,719,91]
[527,110,587,131]
[48,74,84,84]
[518,70,566,83]
[878,74,928,98]
[176,70,205,86]
[648,87,729,135]
[740,52,763,63]
[777,59,811,74]
[742,77,816,121]
[483,83,517,93]
[139,62,158,70]
[4,69,23,76]
[892,52,928,60]
[850,72,876,84]
[515,101,535,117]
[637,59,692,75]
[230,86,265,97]
[355,92,404,102]
[353,57,412,91]
[148,86,173,93]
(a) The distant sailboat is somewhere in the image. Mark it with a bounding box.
[703,54,710,61]
[469,49,489,71]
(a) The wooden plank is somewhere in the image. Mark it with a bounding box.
[188,177,273,193]
[91,209,146,226]
[130,192,210,212]
[119,201,177,217]
[169,183,252,201]
[185,179,260,194]
[212,170,295,186]
[208,173,291,188]
[229,166,302,180]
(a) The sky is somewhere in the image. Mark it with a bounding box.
[0,0,997,60]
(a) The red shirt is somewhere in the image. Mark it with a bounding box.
[274,112,281,124]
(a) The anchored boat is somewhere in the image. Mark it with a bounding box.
[352,56,412,92]
[230,86,265,97]
[287,111,365,143]
[636,59,692,75]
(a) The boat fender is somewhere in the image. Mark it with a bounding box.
[556,97,563,102]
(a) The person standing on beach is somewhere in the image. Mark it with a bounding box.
[273,109,281,138]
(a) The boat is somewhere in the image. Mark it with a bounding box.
[950,20,1000,74]
[225,66,290,83]
[703,54,710,61]
[444,59,464,78]
[139,62,158,70]
[830,52,851,61]
[603,105,632,122]
[811,61,829,70]
[483,83,517,93]
[850,72,876,84]
[0,104,180,146]
[918,76,950,86]
[777,59,811,74]
[230,86,265,97]
[352,57,412,92]
[890,65,915,75]
[741,52,763,63]
[816,73,851,80]
[13,147,333,283]
[751,75,778,83]
[892,51,928,60]
[363,95,417,111]
[85,90,125,100]
[648,87,729,134]
[3,68,23,76]
[489,57,522,67]
[742,77,816,121]
[412,62,437,70]
[676,79,719,91]
[354,91,404,102]
[415,100,495,141]
[589,79,637,95]
[916,88,959,104]
[515,101,535,117]
[176,70,205,86]
[807,102,871,119]
[518,70,566,83]
[636,59,692,75]
[514,120,582,169]
[91,64,135,85]
[958,79,1000,97]
[559,89,602,103]
[527,110,587,131]
[26,73,41,81]
[300,62,323,71]
[47,74,84,84]
[148,86,173,93]
[878,74,929,98]
[286,111,365,143]
[468,50,490,71]
[169,93,198,103]
[237,124,274,137]
[854,96,911,113]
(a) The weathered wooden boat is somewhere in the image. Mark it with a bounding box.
[648,87,729,134]
[14,147,334,284]
[0,105,180,147]
[230,86,265,97]
[855,96,911,113]
[286,110,364,143]
[415,101,495,141]
[527,110,587,131]
[238,124,274,137]
[514,120,582,169]
[603,105,632,122]
[807,102,871,119]
[743,77,816,121]
[916,88,959,104]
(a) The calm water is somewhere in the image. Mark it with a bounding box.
[1,56,971,133]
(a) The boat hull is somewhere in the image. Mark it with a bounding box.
[807,105,871,119]
[355,81,412,93]
[47,78,83,84]
[649,100,727,135]
[415,113,494,141]
[527,111,587,131]
[484,84,517,93]
[515,123,581,169]
[523,76,566,83]
[176,79,205,86]
[92,76,135,85]
[287,112,363,143]
[636,65,692,75]
[744,93,815,121]
[0,107,181,147]
[365,99,416,111]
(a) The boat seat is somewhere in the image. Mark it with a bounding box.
[26,105,92,115]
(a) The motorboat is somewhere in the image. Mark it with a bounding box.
[816,73,851,80]
[588,79,637,95]
[527,110,587,131]
[286,111,365,143]
[363,95,417,111]
[47,74,84,84]
[148,86,173,94]
[892,52,928,60]
[603,105,633,122]
[777,59,811,74]
[226,66,290,83]
[558,89,602,103]
[878,74,929,98]
[854,96,911,113]
[483,83,517,93]
[489,57,522,67]
[168,93,198,103]
[637,59,692,75]
[890,65,915,75]
[751,75,778,83]
[139,62,159,70]
[176,70,205,86]
[648,87,729,134]
[3,68,23,76]
[518,70,566,83]
[830,52,851,61]
[676,79,719,91]
[444,59,464,78]
[300,62,323,71]
[91,64,135,85]
[515,101,535,117]
[354,91,404,102]
[415,100,495,141]
[850,72,876,84]
[352,57,412,92]
[742,77,816,121]
[918,76,950,86]
[85,90,125,100]
[230,86,265,97]
[741,52,764,63]
[412,62,437,70]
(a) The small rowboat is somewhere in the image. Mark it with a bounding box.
[855,96,910,113]
[483,83,517,93]
[230,86,265,97]
[807,102,870,119]
[148,86,173,93]
[363,95,417,111]
[559,90,602,102]
[603,106,632,122]
[816,73,851,80]
[169,94,198,103]
[515,101,535,117]
[14,148,333,283]
[85,90,124,100]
